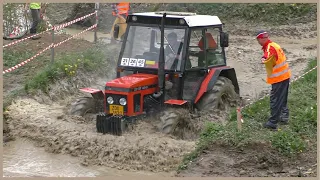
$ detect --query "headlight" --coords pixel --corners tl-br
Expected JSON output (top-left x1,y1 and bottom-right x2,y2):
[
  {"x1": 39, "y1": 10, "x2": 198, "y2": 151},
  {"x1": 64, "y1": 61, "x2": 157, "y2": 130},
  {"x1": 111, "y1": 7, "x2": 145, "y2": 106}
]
[
  {"x1": 107, "y1": 96, "x2": 114, "y2": 104},
  {"x1": 119, "y1": 98, "x2": 127, "y2": 106}
]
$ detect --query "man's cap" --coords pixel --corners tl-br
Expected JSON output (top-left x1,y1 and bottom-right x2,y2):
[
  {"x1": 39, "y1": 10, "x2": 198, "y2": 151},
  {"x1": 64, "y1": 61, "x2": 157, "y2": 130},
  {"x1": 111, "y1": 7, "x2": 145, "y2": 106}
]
[{"x1": 256, "y1": 30, "x2": 269, "y2": 39}]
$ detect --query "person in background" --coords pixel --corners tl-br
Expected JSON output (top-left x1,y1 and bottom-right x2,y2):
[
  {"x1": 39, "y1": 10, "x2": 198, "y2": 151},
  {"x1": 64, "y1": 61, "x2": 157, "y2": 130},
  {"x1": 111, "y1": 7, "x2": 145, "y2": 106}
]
[
  {"x1": 110, "y1": 2, "x2": 131, "y2": 43},
  {"x1": 24, "y1": 2, "x2": 46, "y2": 40},
  {"x1": 256, "y1": 30, "x2": 292, "y2": 131}
]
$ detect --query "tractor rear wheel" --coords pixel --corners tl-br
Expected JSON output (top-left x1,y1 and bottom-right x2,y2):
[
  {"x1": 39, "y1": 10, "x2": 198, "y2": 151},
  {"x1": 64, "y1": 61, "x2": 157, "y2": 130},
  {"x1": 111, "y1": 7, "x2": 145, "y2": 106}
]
[
  {"x1": 196, "y1": 76, "x2": 238, "y2": 111},
  {"x1": 69, "y1": 97, "x2": 96, "y2": 116}
]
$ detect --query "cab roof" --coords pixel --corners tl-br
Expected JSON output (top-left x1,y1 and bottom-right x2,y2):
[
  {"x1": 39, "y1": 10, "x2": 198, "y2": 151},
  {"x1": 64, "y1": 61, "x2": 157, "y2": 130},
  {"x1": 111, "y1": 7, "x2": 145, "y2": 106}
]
[{"x1": 130, "y1": 11, "x2": 222, "y2": 27}]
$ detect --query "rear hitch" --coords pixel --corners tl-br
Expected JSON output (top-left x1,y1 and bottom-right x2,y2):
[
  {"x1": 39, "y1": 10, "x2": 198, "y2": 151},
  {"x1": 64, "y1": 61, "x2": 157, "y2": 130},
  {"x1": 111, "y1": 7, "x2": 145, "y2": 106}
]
[{"x1": 96, "y1": 113, "x2": 126, "y2": 136}]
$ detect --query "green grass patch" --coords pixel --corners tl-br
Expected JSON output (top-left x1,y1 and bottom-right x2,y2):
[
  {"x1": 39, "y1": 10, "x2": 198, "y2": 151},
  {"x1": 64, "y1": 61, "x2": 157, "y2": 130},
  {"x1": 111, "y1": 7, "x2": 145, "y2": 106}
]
[
  {"x1": 178, "y1": 58, "x2": 317, "y2": 171},
  {"x1": 3, "y1": 48, "x2": 35, "y2": 74},
  {"x1": 24, "y1": 45, "x2": 107, "y2": 93}
]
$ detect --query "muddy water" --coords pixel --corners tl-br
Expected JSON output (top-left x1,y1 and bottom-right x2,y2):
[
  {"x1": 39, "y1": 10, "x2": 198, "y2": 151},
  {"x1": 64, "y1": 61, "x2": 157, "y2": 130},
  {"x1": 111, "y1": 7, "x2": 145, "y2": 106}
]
[
  {"x1": 4, "y1": 139, "x2": 97, "y2": 177},
  {"x1": 3, "y1": 138, "x2": 173, "y2": 177}
]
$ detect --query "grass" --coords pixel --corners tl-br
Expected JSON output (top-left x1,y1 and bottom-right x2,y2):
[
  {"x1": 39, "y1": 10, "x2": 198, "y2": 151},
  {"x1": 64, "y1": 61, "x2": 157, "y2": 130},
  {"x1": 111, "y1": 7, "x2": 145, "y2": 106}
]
[
  {"x1": 178, "y1": 58, "x2": 317, "y2": 171},
  {"x1": 24, "y1": 45, "x2": 107, "y2": 93},
  {"x1": 3, "y1": 48, "x2": 36, "y2": 74}
]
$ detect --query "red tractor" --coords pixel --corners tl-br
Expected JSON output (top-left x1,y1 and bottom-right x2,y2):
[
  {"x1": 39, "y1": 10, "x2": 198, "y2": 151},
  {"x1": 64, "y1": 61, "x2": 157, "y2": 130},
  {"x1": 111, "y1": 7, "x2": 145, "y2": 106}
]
[{"x1": 69, "y1": 11, "x2": 240, "y2": 136}]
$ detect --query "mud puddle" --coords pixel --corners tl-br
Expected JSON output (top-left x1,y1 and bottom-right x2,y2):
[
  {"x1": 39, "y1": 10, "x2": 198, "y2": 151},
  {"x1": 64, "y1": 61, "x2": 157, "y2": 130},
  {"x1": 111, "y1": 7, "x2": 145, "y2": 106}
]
[{"x1": 3, "y1": 138, "x2": 174, "y2": 177}]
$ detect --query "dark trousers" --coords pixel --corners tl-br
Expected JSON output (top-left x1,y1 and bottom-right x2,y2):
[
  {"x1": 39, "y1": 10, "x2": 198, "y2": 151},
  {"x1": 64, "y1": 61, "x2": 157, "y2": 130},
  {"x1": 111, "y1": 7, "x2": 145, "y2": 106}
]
[
  {"x1": 30, "y1": 9, "x2": 41, "y2": 34},
  {"x1": 268, "y1": 78, "x2": 290, "y2": 125}
]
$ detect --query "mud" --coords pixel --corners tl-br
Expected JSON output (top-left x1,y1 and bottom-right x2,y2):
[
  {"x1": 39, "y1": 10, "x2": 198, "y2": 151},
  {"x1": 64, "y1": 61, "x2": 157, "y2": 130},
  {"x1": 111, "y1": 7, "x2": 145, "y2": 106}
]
[
  {"x1": 5, "y1": 98, "x2": 195, "y2": 172},
  {"x1": 176, "y1": 143, "x2": 317, "y2": 177},
  {"x1": 4, "y1": 19, "x2": 317, "y2": 177}
]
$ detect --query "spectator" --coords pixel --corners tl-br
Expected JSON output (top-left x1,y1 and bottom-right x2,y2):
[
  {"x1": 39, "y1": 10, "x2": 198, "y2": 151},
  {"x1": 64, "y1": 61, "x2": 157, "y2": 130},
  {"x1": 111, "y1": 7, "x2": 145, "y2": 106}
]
[
  {"x1": 256, "y1": 30, "x2": 292, "y2": 130},
  {"x1": 24, "y1": 2, "x2": 46, "y2": 40},
  {"x1": 110, "y1": 2, "x2": 131, "y2": 43}
]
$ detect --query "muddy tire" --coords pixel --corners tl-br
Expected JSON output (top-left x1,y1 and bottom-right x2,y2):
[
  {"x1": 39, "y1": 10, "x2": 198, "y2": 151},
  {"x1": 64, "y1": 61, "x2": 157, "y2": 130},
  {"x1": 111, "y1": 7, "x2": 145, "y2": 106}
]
[
  {"x1": 159, "y1": 109, "x2": 180, "y2": 134},
  {"x1": 196, "y1": 76, "x2": 238, "y2": 111},
  {"x1": 158, "y1": 108, "x2": 194, "y2": 137},
  {"x1": 69, "y1": 97, "x2": 96, "y2": 116}
]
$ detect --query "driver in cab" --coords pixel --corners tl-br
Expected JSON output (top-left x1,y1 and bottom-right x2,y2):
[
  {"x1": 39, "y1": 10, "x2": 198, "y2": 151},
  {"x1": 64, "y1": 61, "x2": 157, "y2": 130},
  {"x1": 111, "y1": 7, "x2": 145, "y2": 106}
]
[{"x1": 164, "y1": 32, "x2": 181, "y2": 69}]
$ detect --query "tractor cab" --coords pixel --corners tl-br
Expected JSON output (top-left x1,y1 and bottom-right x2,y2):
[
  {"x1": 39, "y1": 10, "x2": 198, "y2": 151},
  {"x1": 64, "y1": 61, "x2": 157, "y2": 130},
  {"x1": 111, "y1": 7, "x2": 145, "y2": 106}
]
[
  {"x1": 116, "y1": 11, "x2": 228, "y2": 72},
  {"x1": 72, "y1": 11, "x2": 239, "y2": 136}
]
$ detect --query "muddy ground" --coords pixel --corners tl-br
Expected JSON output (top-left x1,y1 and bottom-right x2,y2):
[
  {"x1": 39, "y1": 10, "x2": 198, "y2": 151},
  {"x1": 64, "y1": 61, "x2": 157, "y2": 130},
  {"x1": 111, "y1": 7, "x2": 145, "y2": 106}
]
[
  {"x1": 3, "y1": 19, "x2": 317, "y2": 177},
  {"x1": 176, "y1": 142, "x2": 317, "y2": 177}
]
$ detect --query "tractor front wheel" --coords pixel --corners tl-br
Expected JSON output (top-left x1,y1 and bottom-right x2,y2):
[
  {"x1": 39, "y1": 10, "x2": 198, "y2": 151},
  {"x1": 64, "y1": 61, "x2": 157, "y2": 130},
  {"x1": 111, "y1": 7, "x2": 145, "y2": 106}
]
[
  {"x1": 159, "y1": 109, "x2": 179, "y2": 134},
  {"x1": 196, "y1": 76, "x2": 238, "y2": 111},
  {"x1": 69, "y1": 97, "x2": 97, "y2": 116},
  {"x1": 158, "y1": 108, "x2": 194, "y2": 137}
]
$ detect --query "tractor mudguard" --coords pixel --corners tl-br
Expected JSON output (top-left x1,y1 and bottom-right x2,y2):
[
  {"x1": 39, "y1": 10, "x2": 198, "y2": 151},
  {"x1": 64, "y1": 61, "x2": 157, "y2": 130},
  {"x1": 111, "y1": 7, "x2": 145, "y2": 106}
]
[
  {"x1": 80, "y1": 88, "x2": 105, "y2": 100},
  {"x1": 194, "y1": 66, "x2": 240, "y2": 104}
]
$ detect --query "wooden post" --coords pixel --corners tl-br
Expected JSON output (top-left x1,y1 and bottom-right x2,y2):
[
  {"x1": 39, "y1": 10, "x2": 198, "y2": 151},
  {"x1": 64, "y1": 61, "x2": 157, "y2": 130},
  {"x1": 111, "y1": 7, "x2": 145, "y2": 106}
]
[
  {"x1": 94, "y1": 2, "x2": 99, "y2": 43},
  {"x1": 51, "y1": 26, "x2": 55, "y2": 63},
  {"x1": 237, "y1": 106, "x2": 242, "y2": 131}
]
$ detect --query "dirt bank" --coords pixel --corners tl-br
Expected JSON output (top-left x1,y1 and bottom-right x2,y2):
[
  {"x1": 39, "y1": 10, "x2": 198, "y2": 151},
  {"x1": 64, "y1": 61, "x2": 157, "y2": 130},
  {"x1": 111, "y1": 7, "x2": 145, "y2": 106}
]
[
  {"x1": 4, "y1": 18, "x2": 317, "y2": 177},
  {"x1": 176, "y1": 142, "x2": 317, "y2": 177}
]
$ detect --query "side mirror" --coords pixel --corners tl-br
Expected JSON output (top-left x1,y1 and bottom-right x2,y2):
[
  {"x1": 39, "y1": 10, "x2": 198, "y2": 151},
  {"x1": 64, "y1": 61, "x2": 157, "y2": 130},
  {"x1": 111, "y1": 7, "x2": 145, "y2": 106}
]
[
  {"x1": 113, "y1": 24, "x2": 120, "y2": 39},
  {"x1": 220, "y1": 32, "x2": 229, "y2": 47}
]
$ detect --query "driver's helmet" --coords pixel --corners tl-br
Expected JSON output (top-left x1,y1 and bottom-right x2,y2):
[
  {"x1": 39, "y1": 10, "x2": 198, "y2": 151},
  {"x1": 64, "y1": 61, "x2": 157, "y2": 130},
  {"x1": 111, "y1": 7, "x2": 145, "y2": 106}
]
[{"x1": 167, "y1": 32, "x2": 178, "y2": 42}]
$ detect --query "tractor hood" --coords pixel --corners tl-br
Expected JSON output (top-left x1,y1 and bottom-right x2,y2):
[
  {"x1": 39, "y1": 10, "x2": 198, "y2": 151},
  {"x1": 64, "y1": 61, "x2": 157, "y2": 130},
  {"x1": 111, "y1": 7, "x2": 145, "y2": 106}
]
[{"x1": 105, "y1": 73, "x2": 158, "y2": 91}]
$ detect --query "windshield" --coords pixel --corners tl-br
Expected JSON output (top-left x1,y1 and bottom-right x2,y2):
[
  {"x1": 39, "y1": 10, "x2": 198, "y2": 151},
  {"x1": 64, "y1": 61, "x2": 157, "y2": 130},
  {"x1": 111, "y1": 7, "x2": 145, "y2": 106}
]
[{"x1": 119, "y1": 25, "x2": 186, "y2": 71}]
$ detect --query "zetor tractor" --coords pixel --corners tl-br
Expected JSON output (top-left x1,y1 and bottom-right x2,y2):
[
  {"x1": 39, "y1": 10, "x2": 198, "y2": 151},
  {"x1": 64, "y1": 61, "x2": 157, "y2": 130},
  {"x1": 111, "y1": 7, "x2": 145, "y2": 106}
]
[{"x1": 69, "y1": 11, "x2": 240, "y2": 136}]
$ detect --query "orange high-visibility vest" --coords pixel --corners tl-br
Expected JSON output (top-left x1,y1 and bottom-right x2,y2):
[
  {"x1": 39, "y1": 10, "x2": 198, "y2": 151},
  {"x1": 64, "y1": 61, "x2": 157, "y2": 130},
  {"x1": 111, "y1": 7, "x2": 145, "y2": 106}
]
[
  {"x1": 112, "y1": 2, "x2": 130, "y2": 16},
  {"x1": 266, "y1": 42, "x2": 291, "y2": 84}
]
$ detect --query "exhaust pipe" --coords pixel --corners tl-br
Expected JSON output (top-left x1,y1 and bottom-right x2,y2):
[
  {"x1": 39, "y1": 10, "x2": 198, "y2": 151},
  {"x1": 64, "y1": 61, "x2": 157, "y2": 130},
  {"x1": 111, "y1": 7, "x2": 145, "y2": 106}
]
[{"x1": 153, "y1": 13, "x2": 166, "y2": 105}]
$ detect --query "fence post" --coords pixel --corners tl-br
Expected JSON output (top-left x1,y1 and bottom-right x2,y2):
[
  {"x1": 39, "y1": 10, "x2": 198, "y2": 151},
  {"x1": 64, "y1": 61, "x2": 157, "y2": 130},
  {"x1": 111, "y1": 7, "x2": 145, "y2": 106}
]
[
  {"x1": 51, "y1": 26, "x2": 55, "y2": 63},
  {"x1": 94, "y1": 2, "x2": 99, "y2": 43}
]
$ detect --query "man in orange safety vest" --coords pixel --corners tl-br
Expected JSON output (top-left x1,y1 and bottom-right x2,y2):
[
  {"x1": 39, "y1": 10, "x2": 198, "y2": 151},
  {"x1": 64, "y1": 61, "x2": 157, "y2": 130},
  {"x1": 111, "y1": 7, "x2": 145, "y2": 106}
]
[
  {"x1": 110, "y1": 2, "x2": 131, "y2": 43},
  {"x1": 257, "y1": 30, "x2": 292, "y2": 130}
]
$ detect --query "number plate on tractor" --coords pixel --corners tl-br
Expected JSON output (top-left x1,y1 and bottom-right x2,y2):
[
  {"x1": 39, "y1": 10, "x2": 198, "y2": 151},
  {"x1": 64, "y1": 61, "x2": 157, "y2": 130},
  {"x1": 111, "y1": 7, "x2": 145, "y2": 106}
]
[{"x1": 109, "y1": 105, "x2": 124, "y2": 115}]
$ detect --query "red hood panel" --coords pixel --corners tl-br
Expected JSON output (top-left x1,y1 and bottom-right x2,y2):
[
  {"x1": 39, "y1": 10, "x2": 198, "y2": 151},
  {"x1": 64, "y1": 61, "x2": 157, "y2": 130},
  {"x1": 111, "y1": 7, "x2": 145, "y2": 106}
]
[{"x1": 106, "y1": 73, "x2": 158, "y2": 89}]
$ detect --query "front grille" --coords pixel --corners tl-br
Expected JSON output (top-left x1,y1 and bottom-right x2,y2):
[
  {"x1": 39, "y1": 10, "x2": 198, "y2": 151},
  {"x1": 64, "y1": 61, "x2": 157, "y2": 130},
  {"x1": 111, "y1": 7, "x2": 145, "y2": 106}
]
[
  {"x1": 183, "y1": 72, "x2": 206, "y2": 101},
  {"x1": 133, "y1": 94, "x2": 141, "y2": 113},
  {"x1": 105, "y1": 94, "x2": 128, "y2": 113}
]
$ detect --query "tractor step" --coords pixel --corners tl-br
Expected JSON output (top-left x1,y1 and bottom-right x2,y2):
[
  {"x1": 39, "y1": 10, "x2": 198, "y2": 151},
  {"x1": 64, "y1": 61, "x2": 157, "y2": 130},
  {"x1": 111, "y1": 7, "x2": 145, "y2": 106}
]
[{"x1": 96, "y1": 114, "x2": 126, "y2": 136}]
